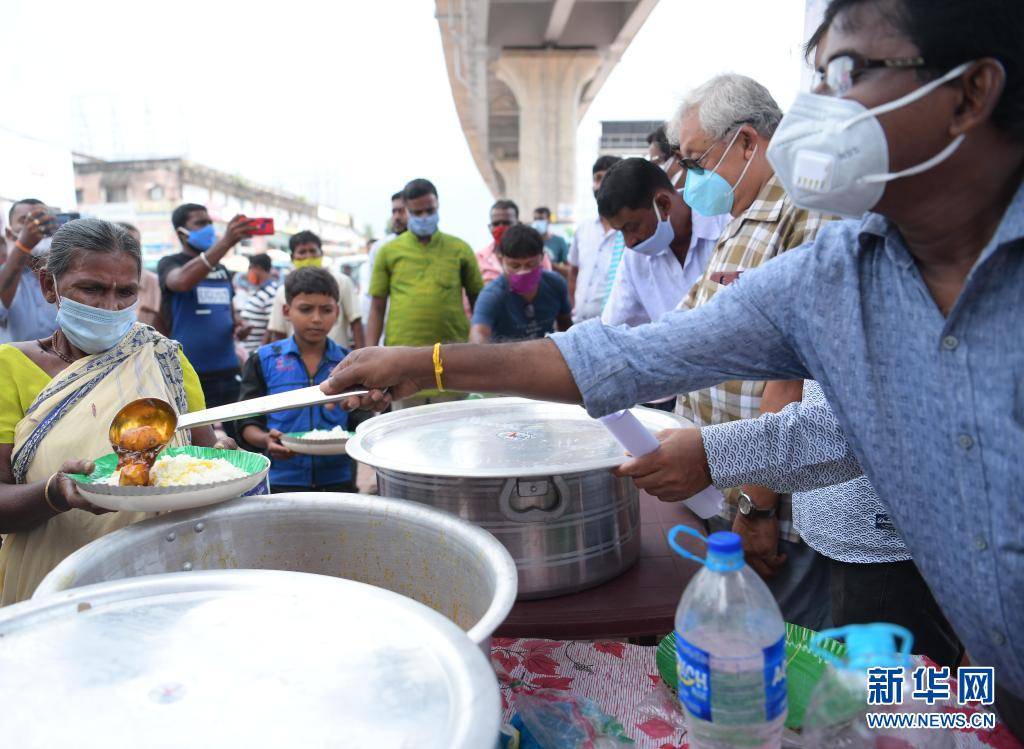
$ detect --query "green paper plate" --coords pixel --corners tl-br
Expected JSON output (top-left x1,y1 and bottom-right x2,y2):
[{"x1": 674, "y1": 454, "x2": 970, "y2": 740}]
[
  {"x1": 656, "y1": 623, "x2": 847, "y2": 730},
  {"x1": 70, "y1": 445, "x2": 268, "y2": 483}
]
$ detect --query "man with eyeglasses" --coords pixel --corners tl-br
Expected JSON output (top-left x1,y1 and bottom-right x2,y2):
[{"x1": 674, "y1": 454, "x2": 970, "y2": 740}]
[
  {"x1": 327, "y1": 0, "x2": 1024, "y2": 731},
  {"x1": 475, "y1": 199, "x2": 550, "y2": 285},
  {"x1": 665, "y1": 73, "x2": 836, "y2": 630}
]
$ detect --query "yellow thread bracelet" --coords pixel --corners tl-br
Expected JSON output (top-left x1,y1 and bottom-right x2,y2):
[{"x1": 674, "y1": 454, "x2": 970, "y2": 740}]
[{"x1": 432, "y1": 343, "x2": 445, "y2": 391}]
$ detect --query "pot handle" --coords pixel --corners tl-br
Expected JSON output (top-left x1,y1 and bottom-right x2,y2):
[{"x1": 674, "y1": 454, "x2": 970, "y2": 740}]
[{"x1": 498, "y1": 476, "x2": 570, "y2": 522}]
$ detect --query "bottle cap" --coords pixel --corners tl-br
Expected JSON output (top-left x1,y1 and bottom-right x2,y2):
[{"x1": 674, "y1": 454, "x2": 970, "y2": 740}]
[{"x1": 705, "y1": 532, "x2": 743, "y2": 572}]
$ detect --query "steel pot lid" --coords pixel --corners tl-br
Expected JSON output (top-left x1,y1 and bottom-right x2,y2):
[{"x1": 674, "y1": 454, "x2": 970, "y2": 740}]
[
  {"x1": 0, "y1": 570, "x2": 499, "y2": 749},
  {"x1": 347, "y1": 397, "x2": 688, "y2": 478}
]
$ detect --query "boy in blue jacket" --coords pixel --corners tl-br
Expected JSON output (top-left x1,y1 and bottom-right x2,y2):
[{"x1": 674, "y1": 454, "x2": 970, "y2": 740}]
[{"x1": 238, "y1": 267, "x2": 354, "y2": 492}]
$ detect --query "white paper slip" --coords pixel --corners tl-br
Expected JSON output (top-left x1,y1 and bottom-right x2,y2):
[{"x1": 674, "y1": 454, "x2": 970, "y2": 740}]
[{"x1": 599, "y1": 409, "x2": 724, "y2": 519}]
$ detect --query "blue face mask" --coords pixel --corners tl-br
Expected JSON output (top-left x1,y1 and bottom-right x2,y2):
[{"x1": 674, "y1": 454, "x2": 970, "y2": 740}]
[
  {"x1": 56, "y1": 293, "x2": 138, "y2": 354},
  {"x1": 182, "y1": 224, "x2": 216, "y2": 252},
  {"x1": 682, "y1": 129, "x2": 756, "y2": 217},
  {"x1": 408, "y1": 211, "x2": 439, "y2": 238},
  {"x1": 531, "y1": 219, "x2": 549, "y2": 235},
  {"x1": 630, "y1": 198, "x2": 675, "y2": 257}
]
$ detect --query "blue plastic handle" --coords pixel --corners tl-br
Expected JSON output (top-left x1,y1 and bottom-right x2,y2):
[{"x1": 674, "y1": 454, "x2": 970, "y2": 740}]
[
  {"x1": 810, "y1": 627, "x2": 849, "y2": 667},
  {"x1": 667, "y1": 525, "x2": 707, "y2": 565}
]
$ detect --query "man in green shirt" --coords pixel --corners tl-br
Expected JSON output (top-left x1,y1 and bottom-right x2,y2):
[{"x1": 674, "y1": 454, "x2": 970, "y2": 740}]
[{"x1": 366, "y1": 178, "x2": 483, "y2": 405}]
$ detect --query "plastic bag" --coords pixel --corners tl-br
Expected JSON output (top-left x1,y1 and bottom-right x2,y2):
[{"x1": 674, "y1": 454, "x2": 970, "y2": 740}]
[
  {"x1": 514, "y1": 689, "x2": 635, "y2": 748},
  {"x1": 635, "y1": 682, "x2": 687, "y2": 733}
]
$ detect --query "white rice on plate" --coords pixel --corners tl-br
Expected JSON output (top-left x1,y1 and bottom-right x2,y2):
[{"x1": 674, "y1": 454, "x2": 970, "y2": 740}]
[
  {"x1": 106, "y1": 455, "x2": 247, "y2": 487},
  {"x1": 297, "y1": 426, "x2": 352, "y2": 441}
]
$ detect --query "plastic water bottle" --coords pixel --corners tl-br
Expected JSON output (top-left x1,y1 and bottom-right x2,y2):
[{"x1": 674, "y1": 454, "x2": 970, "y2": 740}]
[
  {"x1": 804, "y1": 624, "x2": 953, "y2": 748},
  {"x1": 668, "y1": 526, "x2": 787, "y2": 749}
]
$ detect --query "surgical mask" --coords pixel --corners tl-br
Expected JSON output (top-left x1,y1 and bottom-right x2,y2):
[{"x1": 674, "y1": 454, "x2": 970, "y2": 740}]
[
  {"x1": 630, "y1": 199, "x2": 674, "y2": 257},
  {"x1": 766, "y1": 62, "x2": 971, "y2": 218},
  {"x1": 55, "y1": 293, "x2": 137, "y2": 354},
  {"x1": 293, "y1": 257, "x2": 323, "y2": 269},
  {"x1": 408, "y1": 211, "x2": 439, "y2": 238},
  {"x1": 682, "y1": 129, "x2": 756, "y2": 217},
  {"x1": 507, "y1": 265, "x2": 542, "y2": 295},
  {"x1": 181, "y1": 224, "x2": 216, "y2": 252},
  {"x1": 531, "y1": 220, "x2": 549, "y2": 235}
]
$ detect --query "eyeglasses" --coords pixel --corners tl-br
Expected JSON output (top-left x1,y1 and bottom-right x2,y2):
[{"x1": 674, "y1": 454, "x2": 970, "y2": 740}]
[
  {"x1": 675, "y1": 120, "x2": 751, "y2": 174},
  {"x1": 813, "y1": 53, "x2": 928, "y2": 96},
  {"x1": 676, "y1": 143, "x2": 715, "y2": 173}
]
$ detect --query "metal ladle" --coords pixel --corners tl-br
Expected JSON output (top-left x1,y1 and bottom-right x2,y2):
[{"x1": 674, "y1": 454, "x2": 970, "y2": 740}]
[{"x1": 109, "y1": 386, "x2": 374, "y2": 452}]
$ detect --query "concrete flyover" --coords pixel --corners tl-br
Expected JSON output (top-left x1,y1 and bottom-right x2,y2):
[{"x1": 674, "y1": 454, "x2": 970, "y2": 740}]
[{"x1": 436, "y1": 0, "x2": 659, "y2": 222}]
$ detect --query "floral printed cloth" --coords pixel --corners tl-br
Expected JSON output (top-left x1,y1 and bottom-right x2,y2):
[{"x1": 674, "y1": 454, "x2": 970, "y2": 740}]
[{"x1": 489, "y1": 638, "x2": 1021, "y2": 749}]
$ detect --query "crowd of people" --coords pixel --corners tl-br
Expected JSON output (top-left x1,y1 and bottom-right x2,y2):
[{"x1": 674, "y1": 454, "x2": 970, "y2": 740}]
[{"x1": 0, "y1": 0, "x2": 1020, "y2": 736}]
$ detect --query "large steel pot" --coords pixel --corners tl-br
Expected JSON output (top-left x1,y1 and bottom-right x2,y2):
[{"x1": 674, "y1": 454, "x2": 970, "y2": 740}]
[
  {"x1": 35, "y1": 493, "x2": 517, "y2": 650},
  {"x1": 347, "y1": 397, "x2": 687, "y2": 599},
  {"x1": 2, "y1": 570, "x2": 500, "y2": 748}
]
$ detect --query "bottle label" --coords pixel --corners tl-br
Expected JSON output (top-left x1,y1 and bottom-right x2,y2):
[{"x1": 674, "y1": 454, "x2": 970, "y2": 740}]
[
  {"x1": 764, "y1": 635, "x2": 787, "y2": 721},
  {"x1": 675, "y1": 632, "x2": 788, "y2": 723},
  {"x1": 676, "y1": 634, "x2": 712, "y2": 721}
]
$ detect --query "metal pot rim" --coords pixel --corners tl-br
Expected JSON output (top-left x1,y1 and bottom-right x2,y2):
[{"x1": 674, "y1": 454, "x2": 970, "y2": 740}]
[
  {"x1": 346, "y1": 397, "x2": 688, "y2": 478},
  {"x1": 34, "y1": 493, "x2": 519, "y2": 646}
]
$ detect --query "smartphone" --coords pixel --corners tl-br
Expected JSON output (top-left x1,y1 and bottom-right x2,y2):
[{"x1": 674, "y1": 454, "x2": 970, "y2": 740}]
[
  {"x1": 40, "y1": 209, "x2": 78, "y2": 236},
  {"x1": 247, "y1": 217, "x2": 275, "y2": 235},
  {"x1": 55, "y1": 212, "x2": 80, "y2": 229}
]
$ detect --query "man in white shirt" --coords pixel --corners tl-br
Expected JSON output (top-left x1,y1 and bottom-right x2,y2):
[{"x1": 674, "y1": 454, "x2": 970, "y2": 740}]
[
  {"x1": 568, "y1": 155, "x2": 622, "y2": 323},
  {"x1": 600, "y1": 158, "x2": 728, "y2": 328}
]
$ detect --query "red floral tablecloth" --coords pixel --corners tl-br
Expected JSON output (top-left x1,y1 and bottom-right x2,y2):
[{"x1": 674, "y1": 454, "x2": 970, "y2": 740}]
[{"x1": 489, "y1": 638, "x2": 1021, "y2": 749}]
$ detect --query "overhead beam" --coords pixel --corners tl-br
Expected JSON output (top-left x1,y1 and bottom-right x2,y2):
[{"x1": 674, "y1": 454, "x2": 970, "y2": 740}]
[{"x1": 544, "y1": 0, "x2": 576, "y2": 44}]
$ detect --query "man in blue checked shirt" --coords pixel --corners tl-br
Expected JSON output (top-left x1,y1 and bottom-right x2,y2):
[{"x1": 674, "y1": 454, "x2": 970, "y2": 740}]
[{"x1": 326, "y1": 0, "x2": 1024, "y2": 736}]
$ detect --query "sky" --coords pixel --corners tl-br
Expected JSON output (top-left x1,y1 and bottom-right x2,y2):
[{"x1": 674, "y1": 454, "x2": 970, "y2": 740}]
[{"x1": 0, "y1": 0, "x2": 811, "y2": 248}]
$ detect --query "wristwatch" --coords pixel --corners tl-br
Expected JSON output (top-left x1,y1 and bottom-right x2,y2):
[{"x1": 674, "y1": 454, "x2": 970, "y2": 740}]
[{"x1": 737, "y1": 491, "x2": 777, "y2": 519}]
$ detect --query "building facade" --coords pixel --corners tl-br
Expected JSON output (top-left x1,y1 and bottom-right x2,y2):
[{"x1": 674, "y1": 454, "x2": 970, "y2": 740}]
[{"x1": 74, "y1": 157, "x2": 362, "y2": 263}]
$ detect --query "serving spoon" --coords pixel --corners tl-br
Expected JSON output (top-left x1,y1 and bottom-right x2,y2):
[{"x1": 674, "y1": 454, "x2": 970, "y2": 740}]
[{"x1": 109, "y1": 386, "x2": 372, "y2": 454}]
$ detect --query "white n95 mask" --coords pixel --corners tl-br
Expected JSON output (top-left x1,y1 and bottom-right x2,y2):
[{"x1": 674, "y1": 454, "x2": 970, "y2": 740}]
[{"x1": 767, "y1": 62, "x2": 971, "y2": 218}]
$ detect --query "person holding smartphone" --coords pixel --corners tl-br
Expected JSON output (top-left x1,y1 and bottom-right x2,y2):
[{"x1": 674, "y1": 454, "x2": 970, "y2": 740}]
[{"x1": 0, "y1": 199, "x2": 59, "y2": 345}]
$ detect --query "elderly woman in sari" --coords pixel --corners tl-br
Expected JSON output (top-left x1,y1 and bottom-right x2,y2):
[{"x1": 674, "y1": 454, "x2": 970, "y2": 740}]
[{"x1": 0, "y1": 218, "x2": 232, "y2": 604}]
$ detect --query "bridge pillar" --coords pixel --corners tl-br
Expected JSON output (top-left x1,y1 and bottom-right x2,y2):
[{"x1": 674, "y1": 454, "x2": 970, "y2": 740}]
[{"x1": 495, "y1": 49, "x2": 601, "y2": 221}]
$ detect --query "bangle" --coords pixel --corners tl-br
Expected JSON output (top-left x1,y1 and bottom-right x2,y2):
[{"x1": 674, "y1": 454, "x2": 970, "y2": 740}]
[
  {"x1": 432, "y1": 342, "x2": 445, "y2": 391},
  {"x1": 15, "y1": 240, "x2": 33, "y2": 256},
  {"x1": 43, "y1": 473, "x2": 70, "y2": 514},
  {"x1": 199, "y1": 252, "x2": 214, "y2": 271}
]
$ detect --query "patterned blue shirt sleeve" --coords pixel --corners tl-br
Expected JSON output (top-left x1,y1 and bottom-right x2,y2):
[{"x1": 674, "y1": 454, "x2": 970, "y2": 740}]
[
  {"x1": 550, "y1": 251, "x2": 813, "y2": 417},
  {"x1": 700, "y1": 392, "x2": 864, "y2": 492}
]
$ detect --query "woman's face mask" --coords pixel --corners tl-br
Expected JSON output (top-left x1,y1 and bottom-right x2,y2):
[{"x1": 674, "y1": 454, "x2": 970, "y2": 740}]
[{"x1": 55, "y1": 291, "x2": 137, "y2": 354}]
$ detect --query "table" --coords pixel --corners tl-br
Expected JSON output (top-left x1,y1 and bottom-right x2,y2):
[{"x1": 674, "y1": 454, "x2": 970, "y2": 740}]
[{"x1": 490, "y1": 638, "x2": 1021, "y2": 749}]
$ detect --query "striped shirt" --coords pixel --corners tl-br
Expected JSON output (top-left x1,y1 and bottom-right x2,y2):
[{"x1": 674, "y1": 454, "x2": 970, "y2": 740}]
[
  {"x1": 674, "y1": 173, "x2": 834, "y2": 540},
  {"x1": 239, "y1": 280, "x2": 279, "y2": 355},
  {"x1": 703, "y1": 380, "x2": 912, "y2": 564}
]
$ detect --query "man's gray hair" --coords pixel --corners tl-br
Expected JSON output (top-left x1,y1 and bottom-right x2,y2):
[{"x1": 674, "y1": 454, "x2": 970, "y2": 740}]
[
  {"x1": 47, "y1": 217, "x2": 142, "y2": 280},
  {"x1": 667, "y1": 74, "x2": 783, "y2": 146}
]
